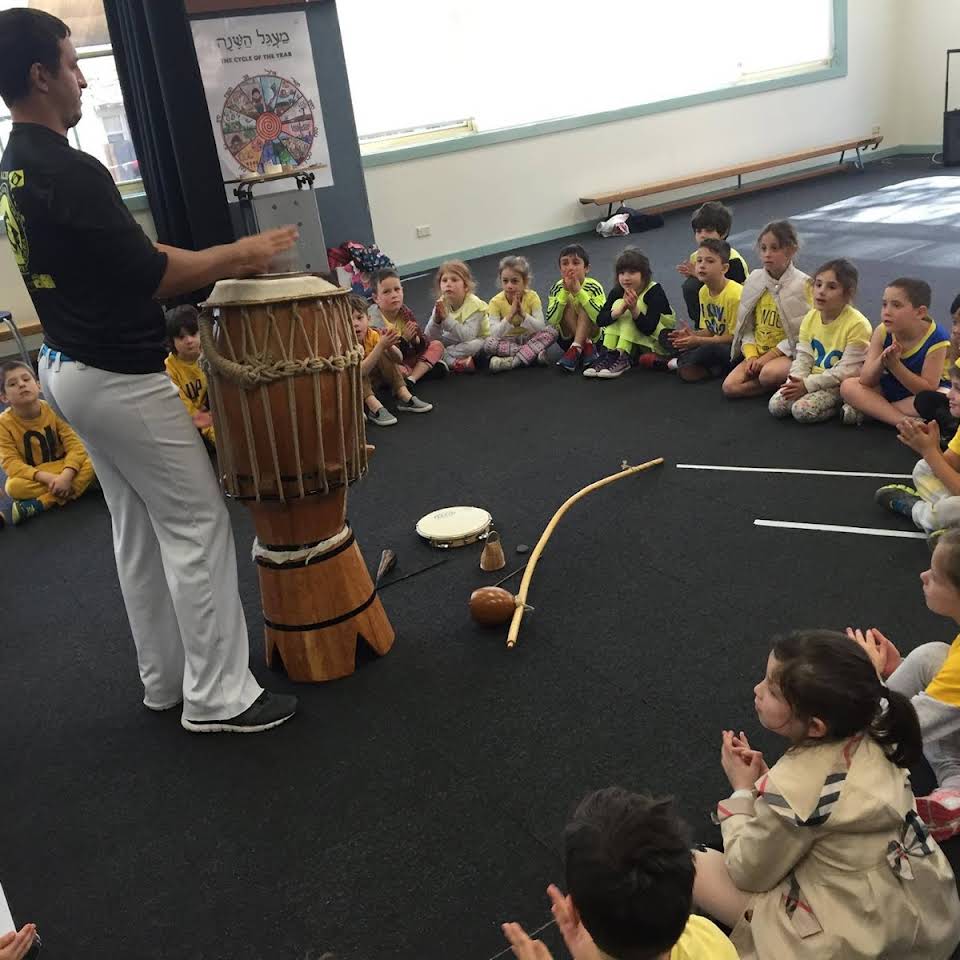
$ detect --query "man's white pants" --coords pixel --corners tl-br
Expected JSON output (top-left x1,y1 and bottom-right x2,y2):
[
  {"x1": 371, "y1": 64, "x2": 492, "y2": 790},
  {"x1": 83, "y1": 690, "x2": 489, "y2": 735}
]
[{"x1": 40, "y1": 355, "x2": 262, "y2": 721}]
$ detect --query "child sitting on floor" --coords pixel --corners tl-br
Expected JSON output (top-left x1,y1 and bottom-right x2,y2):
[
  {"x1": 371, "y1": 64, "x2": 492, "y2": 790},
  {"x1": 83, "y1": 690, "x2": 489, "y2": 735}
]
[
  {"x1": 546, "y1": 243, "x2": 606, "y2": 373},
  {"x1": 669, "y1": 239, "x2": 741, "y2": 383},
  {"x1": 724, "y1": 220, "x2": 810, "y2": 398},
  {"x1": 769, "y1": 258, "x2": 871, "y2": 423},
  {"x1": 483, "y1": 255, "x2": 556, "y2": 372},
  {"x1": 368, "y1": 268, "x2": 445, "y2": 387},
  {"x1": 591, "y1": 247, "x2": 675, "y2": 380},
  {"x1": 914, "y1": 291, "x2": 960, "y2": 436},
  {"x1": 350, "y1": 295, "x2": 432, "y2": 426},
  {"x1": 694, "y1": 629, "x2": 960, "y2": 960},
  {"x1": 876, "y1": 360, "x2": 960, "y2": 534},
  {"x1": 847, "y1": 531, "x2": 960, "y2": 842},
  {"x1": 676, "y1": 201, "x2": 749, "y2": 325},
  {"x1": 164, "y1": 305, "x2": 215, "y2": 450},
  {"x1": 502, "y1": 787, "x2": 737, "y2": 960},
  {"x1": 424, "y1": 260, "x2": 488, "y2": 374},
  {"x1": 839, "y1": 278, "x2": 949, "y2": 427},
  {"x1": 0, "y1": 360, "x2": 95, "y2": 525}
]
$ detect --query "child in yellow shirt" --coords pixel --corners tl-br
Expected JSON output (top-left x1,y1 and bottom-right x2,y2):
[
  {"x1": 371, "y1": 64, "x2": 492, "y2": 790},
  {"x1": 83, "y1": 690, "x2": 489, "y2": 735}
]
[
  {"x1": 769, "y1": 259, "x2": 871, "y2": 423},
  {"x1": 0, "y1": 360, "x2": 95, "y2": 525},
  {"x1": 349, "y1": 296, "x2": 432, "y2": 426},
  {"x1": 502, "y1": 788, "x2": 737, "y2": 960},
  {"x1": 669, "y1": 239, "x2": 742, "y2": 382},
  {"x1": 164, "y1": 306, "x2": 214, "y2": 450}
]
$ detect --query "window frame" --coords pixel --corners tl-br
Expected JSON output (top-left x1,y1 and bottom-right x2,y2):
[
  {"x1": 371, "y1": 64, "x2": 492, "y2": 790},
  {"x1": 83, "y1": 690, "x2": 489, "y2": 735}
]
[{"x1": 358, "y1": 0, "x2": 846, "y2": 169}]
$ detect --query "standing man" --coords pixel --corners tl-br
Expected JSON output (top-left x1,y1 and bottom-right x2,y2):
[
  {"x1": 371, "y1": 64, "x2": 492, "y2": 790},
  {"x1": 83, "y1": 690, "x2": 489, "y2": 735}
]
[{"x1": 0, "y1": 9, "x2": 298, "y2": 733}]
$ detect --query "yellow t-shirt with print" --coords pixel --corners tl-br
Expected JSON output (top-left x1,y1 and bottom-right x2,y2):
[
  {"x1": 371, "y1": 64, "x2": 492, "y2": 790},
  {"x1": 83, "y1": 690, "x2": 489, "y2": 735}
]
[
  {"x1": 743, "y1": 290, "x2": 786, "y2": 358},
  {"x1": 698, "y1": 280, "x2": 742, "y2": 336},
  {"x1": 798, "y1": 304, "x2": 872, "y2": 375},
  {"x1": 926, "y1": 633, "x2": 960, "y2": 707},
  {"x1": 165, "y1": 352, "x2": 214, "y2": 444},
  {"x1": 670, "y1": 915, "x2": 738, "y2": 959}
]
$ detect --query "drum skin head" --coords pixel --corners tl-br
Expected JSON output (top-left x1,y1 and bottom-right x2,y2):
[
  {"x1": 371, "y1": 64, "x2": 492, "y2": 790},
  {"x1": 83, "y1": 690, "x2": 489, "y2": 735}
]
[
  {"x1": 205, "y1": 273, "x2": 340, "y2": 306},
  {"x1": 416, "y1": 506, "x2": 492, "y2": 548}
]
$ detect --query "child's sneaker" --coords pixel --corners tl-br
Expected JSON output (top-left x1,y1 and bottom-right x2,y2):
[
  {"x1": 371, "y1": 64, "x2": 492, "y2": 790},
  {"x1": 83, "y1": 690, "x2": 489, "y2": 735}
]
[
  {"x1": 489, "y1": 357, "x2": 513, "y2": 374},
  {"x1": 636, "y1": 352, "x2": 668, "y2": 371},
  {"x1": 582, "y1": 350, "x2": 609, "y2": 378},
  {"x1": 580, "y1": 340, "x2": 597, "y2": 368},
  {"x1": 365, "y1": 406, "x2": 398, "y2": 427},
  {"x1": 598, "y1": 354, "x2": 631, "y2": 379},
  {"x1": 536, "y1": 352, "x2": 549, "y2": 366},
  {"x1": 557, "y1": 344, "x2": 581, "y2": 372},
  {"x1": 915, "y1": 789, "x2": 960, "y2": 842},
  {"x1": 451, "y1": 357, "x2": 475, "y2": 374},
  {"x1": 875, "y1": 484, "x2": 921, "y2": 519},
  {"x1": 11, "y1": 498, "x2": 44, "y2": 526},
  {"x1": 666, "y1": 357, "x2": 680, "y2": 373},
  {"x1": 396, "y1": 395, "x2": 432, "y2": 414},
  {"x1": 842, "y1": 403, "x2": 865, "y2": 426}
]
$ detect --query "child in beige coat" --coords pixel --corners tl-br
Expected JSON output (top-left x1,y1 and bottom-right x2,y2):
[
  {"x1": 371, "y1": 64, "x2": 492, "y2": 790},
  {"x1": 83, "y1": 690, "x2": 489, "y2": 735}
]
[{"x1": 694, "y1": 630, "x2": 960, "y2": 960}]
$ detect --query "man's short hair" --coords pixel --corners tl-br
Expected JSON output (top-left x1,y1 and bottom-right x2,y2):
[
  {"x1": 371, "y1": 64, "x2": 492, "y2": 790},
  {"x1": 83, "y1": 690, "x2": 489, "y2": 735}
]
[
  {"x1": 0, "y1": 359, "x2": 36, "y2": 390},
  {"x1": 565, "y1": 788, "x2": 694, "y2": 960},
  {"x1": 697, "y1": 238, "x2": 731, "y2": 263},
  {"x1": 165, "y1": 304, "x2": 200, "y2": 343},
  {"x1": 0, "y1": 9, "x2": 70, "y2": 107}
]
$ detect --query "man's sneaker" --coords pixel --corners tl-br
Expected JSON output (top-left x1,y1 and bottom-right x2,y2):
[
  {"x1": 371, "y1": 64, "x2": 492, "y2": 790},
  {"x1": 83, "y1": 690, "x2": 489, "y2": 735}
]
[
  {"x1": 557, "y1": 344, "x2": 581, "y2": 372},
  {"x1": 181, "y1": 690, "x2": 298, "y2": 734},
  {"x1": 580, "y1": 339, "x2": 597, "y2": 368},
  {"x1": 489, "y1": 356, "x2": 513, "y2": 374},
  {"x1": 11, "y1": 498, "x2": 44, "y2": 526},
  {"x1": 875, "y1": 484, "x2": 921, "y2": 519},
  {"x1": 396, "y1": 395, "x2": 432, "y2": 414},
  {"x1": 915, "y1": 789, "x2": 960, "y2": 842},
  {"x1": 598, "y1": 354, "x2": 631, "y2": 379},
  {"x1": 365, "y1": 406, "x2": 398, "y2": 427},
  {"x1": 636, "y1": 352, "x2": 668, "y2": 371},
  {"x1": 842, "y1": 403, "x2": 865, "y2": 426},
  {"x1": 452, "y1": 357, "x2": 476, "y2": 374}
]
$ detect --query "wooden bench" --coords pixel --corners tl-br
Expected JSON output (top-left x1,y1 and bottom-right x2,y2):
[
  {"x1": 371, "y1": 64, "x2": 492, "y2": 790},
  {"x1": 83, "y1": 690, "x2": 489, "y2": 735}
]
[
  {"x1": 0, "y1": 311, "x2": 41, "y2": 365},
  {"x1": 580, "y1": 135, "x2": 883, "y2": 216}
]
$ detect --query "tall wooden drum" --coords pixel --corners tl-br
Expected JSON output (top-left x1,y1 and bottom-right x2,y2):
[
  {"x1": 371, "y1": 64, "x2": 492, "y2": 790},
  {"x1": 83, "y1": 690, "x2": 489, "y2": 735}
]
[{"x1": 199, "y1": 274, "x2": 394, "y2": 681}]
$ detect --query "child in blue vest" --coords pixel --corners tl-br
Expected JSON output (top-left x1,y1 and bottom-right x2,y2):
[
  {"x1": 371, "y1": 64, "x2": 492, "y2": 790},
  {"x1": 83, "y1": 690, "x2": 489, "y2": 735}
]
[{"x1": 839, "y1": 278, "x2": 950, "y2": 427}]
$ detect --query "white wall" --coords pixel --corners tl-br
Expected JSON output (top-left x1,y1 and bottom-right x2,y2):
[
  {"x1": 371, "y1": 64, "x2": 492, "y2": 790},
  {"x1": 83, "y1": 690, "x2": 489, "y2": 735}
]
[
  {"x1": 1, "y1": 207, "x2": 156, "y2": 357},
  {"x1": 364, "y1": 0, "x2": 900, "y2": 269},
  {"x1": 892, "y1": 0, "x2": 960, "y2": 147}
]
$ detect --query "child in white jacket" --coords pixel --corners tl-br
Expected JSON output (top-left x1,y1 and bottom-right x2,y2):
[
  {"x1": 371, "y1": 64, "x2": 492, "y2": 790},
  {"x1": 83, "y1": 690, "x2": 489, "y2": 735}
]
[
  {"x1": 724, "y1": 220, "x2": 811, "y2": 399},
  {"x1": 425, "y1": 260, "x2": 488, "y2": 374}
]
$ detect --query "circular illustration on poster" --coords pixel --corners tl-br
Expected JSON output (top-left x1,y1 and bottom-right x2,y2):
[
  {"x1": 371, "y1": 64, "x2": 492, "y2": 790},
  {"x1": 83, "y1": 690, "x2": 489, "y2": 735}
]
[{"x1": 217, "y1": 72, "x2": 316, "y2": 174}]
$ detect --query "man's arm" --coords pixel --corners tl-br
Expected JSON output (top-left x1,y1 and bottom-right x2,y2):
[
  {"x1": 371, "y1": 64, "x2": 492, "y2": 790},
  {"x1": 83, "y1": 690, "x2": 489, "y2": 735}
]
[{"x1": 153, "y1": 226, "x2": 298, "y2": 299}]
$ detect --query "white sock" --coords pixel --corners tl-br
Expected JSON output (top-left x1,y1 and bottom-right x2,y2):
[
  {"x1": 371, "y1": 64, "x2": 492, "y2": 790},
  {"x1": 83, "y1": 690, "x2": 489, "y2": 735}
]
[{"x1": 667, "y1": 358, "x2": 679, "y2": 372}]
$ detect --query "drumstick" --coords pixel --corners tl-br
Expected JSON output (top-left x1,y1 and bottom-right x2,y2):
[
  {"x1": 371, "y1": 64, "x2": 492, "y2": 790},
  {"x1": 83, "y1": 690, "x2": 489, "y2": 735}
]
[
  {"x1": 506, "y1": 458, "x2": 664, "y2": 649},
  {"x1": 377, "y1": 556, "x2": 449, "y2": 591}
]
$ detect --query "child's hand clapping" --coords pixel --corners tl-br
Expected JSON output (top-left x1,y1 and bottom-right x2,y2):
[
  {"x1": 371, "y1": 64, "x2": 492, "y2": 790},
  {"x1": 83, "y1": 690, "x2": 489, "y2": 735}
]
[
  {"x1": 669, "y1": 328, "x2": 697, "y2": 351},
  {"x1": 743, "y1": 357, "x2": 763, "y2": 379},
  {"x1": 434, "y1": 297, "x2": 447, "y2": 322},
  {"x1": 622, "y1": 286, "x2": 638, "y2": 312},
  {"x1": 192, "y1": 411, "x2": 213, "y2": 430},
  {"x1": 403, "y1": 319, "x2": 419, "y2": 341},
  {"x1": 721, "y1": 729, "x2": 767, "y2": 791},
  {"x1": 563, "y1": 272, "x2": 581, "y2": 296},
  {"x1": 881, "y1": 341, "x2": 903, "y2": 368},
  {"x1": 779, "y1": 375, "x2": 807, "y2": 402},
  {"x1": 676, "y1": 260, "x2": 694, "y2": 277},
  {"x1": 845, "y1": 626, "x2": 902, "y2": 679},
  {"x1": 897, "y1": 416, "x2": 940, "y2": 457}
]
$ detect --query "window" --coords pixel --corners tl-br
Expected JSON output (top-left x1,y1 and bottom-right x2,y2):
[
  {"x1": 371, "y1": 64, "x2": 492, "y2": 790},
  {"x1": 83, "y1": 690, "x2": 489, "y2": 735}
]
[
  {"x1": 0, "y1": 0, "x2": 141, "y2": 190},
  {"x1": 339, "y1": 0, "x2": 835, "y2": 154}
]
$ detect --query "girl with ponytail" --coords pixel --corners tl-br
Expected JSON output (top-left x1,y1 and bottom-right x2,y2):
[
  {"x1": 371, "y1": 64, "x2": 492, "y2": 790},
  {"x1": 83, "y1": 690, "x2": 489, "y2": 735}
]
[{"x1": 693, "y1": 629, "x2": 960, "y2": 960}]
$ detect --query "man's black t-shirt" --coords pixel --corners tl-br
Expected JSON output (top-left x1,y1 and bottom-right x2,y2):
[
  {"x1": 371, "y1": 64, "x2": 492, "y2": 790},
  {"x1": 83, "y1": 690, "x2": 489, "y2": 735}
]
[{"x1": 0, "y1": 122, "x2": 169, "y2": 373}]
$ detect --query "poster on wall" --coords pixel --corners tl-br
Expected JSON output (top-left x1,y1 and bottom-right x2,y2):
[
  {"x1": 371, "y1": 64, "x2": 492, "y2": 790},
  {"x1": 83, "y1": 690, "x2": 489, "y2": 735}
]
[{"x1": 190, "y1": 10, "x2": 334, "y2": 199}]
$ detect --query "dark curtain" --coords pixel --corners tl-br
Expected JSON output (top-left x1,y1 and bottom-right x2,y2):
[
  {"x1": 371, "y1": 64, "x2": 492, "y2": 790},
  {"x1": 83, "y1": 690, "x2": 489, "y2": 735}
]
[{"x1": 103, "y1": 0, "x2": 234, "y2": 252}]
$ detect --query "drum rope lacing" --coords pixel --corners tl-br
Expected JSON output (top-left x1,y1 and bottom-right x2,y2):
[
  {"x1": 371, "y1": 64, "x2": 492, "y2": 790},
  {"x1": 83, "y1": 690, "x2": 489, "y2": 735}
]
[{"x1": 199, "y1": 298, "x2": 367, "y2": 502}]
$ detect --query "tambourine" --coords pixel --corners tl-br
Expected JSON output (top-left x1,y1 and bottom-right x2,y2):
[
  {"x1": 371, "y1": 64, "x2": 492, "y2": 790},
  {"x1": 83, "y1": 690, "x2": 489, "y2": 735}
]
[{"x1": 415, "y1": 506, "x2": 492, "y2": 548}]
